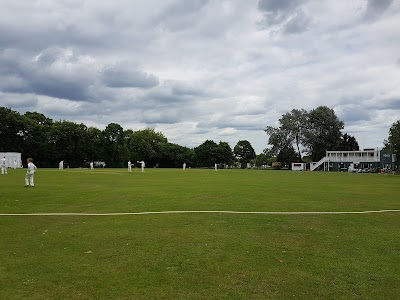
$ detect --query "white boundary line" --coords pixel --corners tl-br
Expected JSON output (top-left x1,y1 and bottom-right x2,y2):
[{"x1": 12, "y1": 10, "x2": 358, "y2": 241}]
[{"x1": 0, "y1": 209, "x2": 399, "y2": 216}]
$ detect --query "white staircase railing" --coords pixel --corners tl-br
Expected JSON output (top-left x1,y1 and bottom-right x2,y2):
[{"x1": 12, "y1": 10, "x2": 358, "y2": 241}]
[{"x1": 310, "y1": 156, "x2": 327, "y2": 171}]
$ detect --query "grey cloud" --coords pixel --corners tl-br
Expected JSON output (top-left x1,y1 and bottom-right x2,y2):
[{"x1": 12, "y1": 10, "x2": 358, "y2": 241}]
[
  {"x1": 169, "y1": 81, "x2": 203, "y2": 97},
  {"x1": 141, "y1": 81, "x2": 204, "y2": 108},
  {"x1": 30, "y1": 77, "x2": 92, "y2": 102},
  {"x1": 0, "y1": 22, "x2": 110, "y2": 55},
  {"x1": 101, "y1": 66, "x2": 159, "y2": 89},
  {"x1": 363, "y1": 0, "x2": 393, "y2": 21},
  {"x1": 35, "y1": 48, "x2": 63, "y2": 65},
  {"x1": 162, "y1": 0, "x2": 210, "y2": 16},
  {"x1": 0, "y1": 48, "x2": 97, "y2": 101},
  {"x1": 336, "y1": 104, "x2": 372, "y2": 123},
  {"x1": 1, "y1": 48, "x2": 159, "y2": 102},
  {"x1": 258, "y1": 0, "x2": 303, "y2": 14},
  {"x1": 0, "y1": 93, "x2": 38, "y2": 109},
  {"x1": 139, "y1": 110, "x2": 182, "y2": 124},
  {"x1": 0, "y1": 75, "x2": 30, "y2": 93},
  {"x1": 369, "y1": 98, "x2": 400, "y2": 110},
  {"x1": 257, "y1": 0, "x2": 311, "y2": 34},
  {"x1": 153, "y1": 0, "x2": 210, "y2": 31},
  {"x1": 197, "y1": 117, "x2": 264, "y2": 131},
  {"x1": 283, "y1": 9, "x2": 312, "y2": 34}
]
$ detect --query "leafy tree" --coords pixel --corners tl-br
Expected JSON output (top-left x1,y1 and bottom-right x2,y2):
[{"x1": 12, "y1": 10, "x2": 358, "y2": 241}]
[
  {"x1": 277, "y1": 145, "x2": 300, "y2": 167},
  {"x1": 266, "y1": 106, "x2": 352, "y2": 162},
  {"x1": 339, "y1": 133, "x2": 359, "y2": 151},
  {"x1": 126, "y1": 128, "x2": 168, "y2": 167},
  {"x1": 86, "y1": 127, "x2": 104, "y2": 162},
  {"x1": 384, "y1": 120, "x2": 400, "y2": 156},
  {"x1": 265, "y1": 109, "x2": 308, "y2": 159},
  {"x1": 48, "y1": 121, "x2": 89, "y2": 167},
  {"x1": 103, "y1": 123, "x2": 125, "y2": 144},
  {"x1": 194, "y1": 140, "x2": 219, "y2": 167},
  {"x1": 233, "y1": 140, "x2": 256, "y2": 168},
  {"x1": 22, "y1": 112, "x2": 54, "y2": 167},
  {"x1": 0, "y1": 107, "x2": 25, "y2": 152},
  {"x1": 216, "y1": 141, "x2": 234, "y2": 167},
  {"x1": 102, "y1": 123, "x2": 127, "y2": 167},
  {"x1": 159, "y1": 143, "x2": 194, "y2": 168},
  {"x1": 254, "y1": 153, "x2": 268, "y2": 167},
  {"x1": 303, "y1": 106, "x2": 344, "y2": 161}
]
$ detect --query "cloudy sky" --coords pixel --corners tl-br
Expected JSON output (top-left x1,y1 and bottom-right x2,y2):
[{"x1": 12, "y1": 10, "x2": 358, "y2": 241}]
[{"x1": 1, "y1": 0, "x2": 399, "y2": 153}]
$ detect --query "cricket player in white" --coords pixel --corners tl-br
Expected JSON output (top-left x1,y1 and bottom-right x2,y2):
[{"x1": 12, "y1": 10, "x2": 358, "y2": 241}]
[
  {"x1": 138, "y1": 161, "x2": 145, "y2": 172},
  {"x1": 59, "y1": 160, "x2": 64, "y2": 170},
  {"x1": 128, "y1": 160, "x2": 132, "y2": 172},
  {"x1": 90, "y1": 161, "x2": 94, "y2": 169},
  {"x1": 1, "y1": 156, "x2": 7, "y2": 174},
  {"x1": 25, "y1": 158, "x2": 37, "y2": 187}
]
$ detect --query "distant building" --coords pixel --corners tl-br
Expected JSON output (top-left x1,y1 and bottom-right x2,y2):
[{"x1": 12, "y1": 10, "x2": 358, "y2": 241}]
[
  {"x1": 0, "y1": 152, "x2": 22, "y2": 168},
  {"x1": 310, "y1": 149, "x2": 397, "y2": 171},
  {"x1": 291, "y1": 162, "x2": 307, "y2": 171}
]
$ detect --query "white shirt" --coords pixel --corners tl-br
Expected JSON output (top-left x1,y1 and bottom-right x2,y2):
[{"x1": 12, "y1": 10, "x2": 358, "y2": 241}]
[
  {"x1": 1, "y1": 158, "x2": 6, "y2": 166},
  {"x1": 27, "y1": 162, "x2": 37, "y2": 174}
]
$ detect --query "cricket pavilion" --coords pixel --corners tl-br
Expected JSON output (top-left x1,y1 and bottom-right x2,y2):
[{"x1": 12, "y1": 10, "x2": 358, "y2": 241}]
[{"x1": 292, "y1": 149, "x2": 398, "y2": 172}]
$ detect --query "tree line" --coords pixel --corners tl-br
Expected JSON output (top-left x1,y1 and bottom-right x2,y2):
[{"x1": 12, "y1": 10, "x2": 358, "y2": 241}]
[
  {"x1": 1, "y1": 106, "x2": 398, "y2": 169},
  {"x1": 0, "y1": 107, "x2": 256, "y2": 168}
]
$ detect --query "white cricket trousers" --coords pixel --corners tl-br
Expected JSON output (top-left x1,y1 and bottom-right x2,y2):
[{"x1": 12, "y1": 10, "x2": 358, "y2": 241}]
[{"x1": 25, "y1": 173, "x2": 35, "y2": 186}]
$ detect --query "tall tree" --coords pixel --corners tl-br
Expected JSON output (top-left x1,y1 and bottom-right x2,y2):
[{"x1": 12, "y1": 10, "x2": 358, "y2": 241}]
[
  {"x1": 384, "y1": 120, "x2": 400, "y2": 155},
  {"x1": 126, "y1": 128, "x2": 168, "y2": 167},
  {"x1": 303, "y1": 106, "x2": 344, "y2": 161},
  {"x1": 159, "y1": 143, "x2": 194, "y2": 168},
  {"x1": 216, "y1": 141, "x2": 234, "y2": 167},
  {"x1": 48, "y1": 121, "x2": 89, "y2": 167},
  {"x1": 0, "y1": 107, "x2": 25, "y2": 152},
  {"x1": 339, "y1": 133, "x2": 359, "y2": 151},
  {"x1": 233, "y1": 140, "x2": 256, "y2": 168},
  {"x1": 277, "y1": 145, "x2": 300, "y2": 167},
  {"x1": 22, "y1": 112, "x2": 54, "y2": 167},
  {"x1": 102, "y1": 123, "x2": 127, "y2": 167},
  {"x1": 254, "y1": 153, "x2": 269, "y2": 167},
  {"x1": 194, "y1": 140, "x2": 219, "y2": 167},
  {"x1": 265, "y1": 109, "x2": 308, "y2": 159},
  {"x1": 86, "y1": 127, "x2": 104, "y2": 162}
]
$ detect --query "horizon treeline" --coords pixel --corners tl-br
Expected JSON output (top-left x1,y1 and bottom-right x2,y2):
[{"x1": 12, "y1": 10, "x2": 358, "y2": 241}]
[
  {"x1": 1, "y1": 106, "x2": 398, "y2": 168},
  {"x1": 0, "y1": 106, "x2": 249, "y2": 168}
]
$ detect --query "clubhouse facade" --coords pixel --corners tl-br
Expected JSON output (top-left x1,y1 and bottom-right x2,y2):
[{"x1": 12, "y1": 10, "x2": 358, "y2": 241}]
[
  {"x1": 312, "y1": 149, "x2": 397, "y2": 171},
  {"x1": 292, "y1": 149, "x2": 398, "y2": 172}
]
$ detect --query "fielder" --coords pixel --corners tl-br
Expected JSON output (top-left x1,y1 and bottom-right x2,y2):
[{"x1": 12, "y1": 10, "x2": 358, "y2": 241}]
[
  {"x1": 25, "y1": 158, "x2": 37, "y2": 187},
  {"x1": 137, "y1": 161, "x2": 145, "y2": 172},
  {"x1": 1, "y1": 156, "x2": 7, "y2": 174}
]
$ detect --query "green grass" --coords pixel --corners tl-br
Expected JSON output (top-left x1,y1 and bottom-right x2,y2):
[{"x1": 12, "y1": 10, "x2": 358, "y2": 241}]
[{"x1": 1, "y1": 168, "x2": 399, "y2": 299}]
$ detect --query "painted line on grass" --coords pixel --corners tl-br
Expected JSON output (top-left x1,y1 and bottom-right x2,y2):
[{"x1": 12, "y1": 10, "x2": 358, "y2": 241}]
[{"x1": 0, "y1": 209, "x2": 400, "y2": 216}]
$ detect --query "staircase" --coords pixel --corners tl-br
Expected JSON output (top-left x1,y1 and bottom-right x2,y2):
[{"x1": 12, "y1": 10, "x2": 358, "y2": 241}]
[{"x1": 311, "y1": 156, "x2": 327, "y2": 171}]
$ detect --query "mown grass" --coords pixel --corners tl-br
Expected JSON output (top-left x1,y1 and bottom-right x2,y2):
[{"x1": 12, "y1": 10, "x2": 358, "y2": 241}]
[{"x1": 0, "y1": 168, "x2": 399, "y2": 299}]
